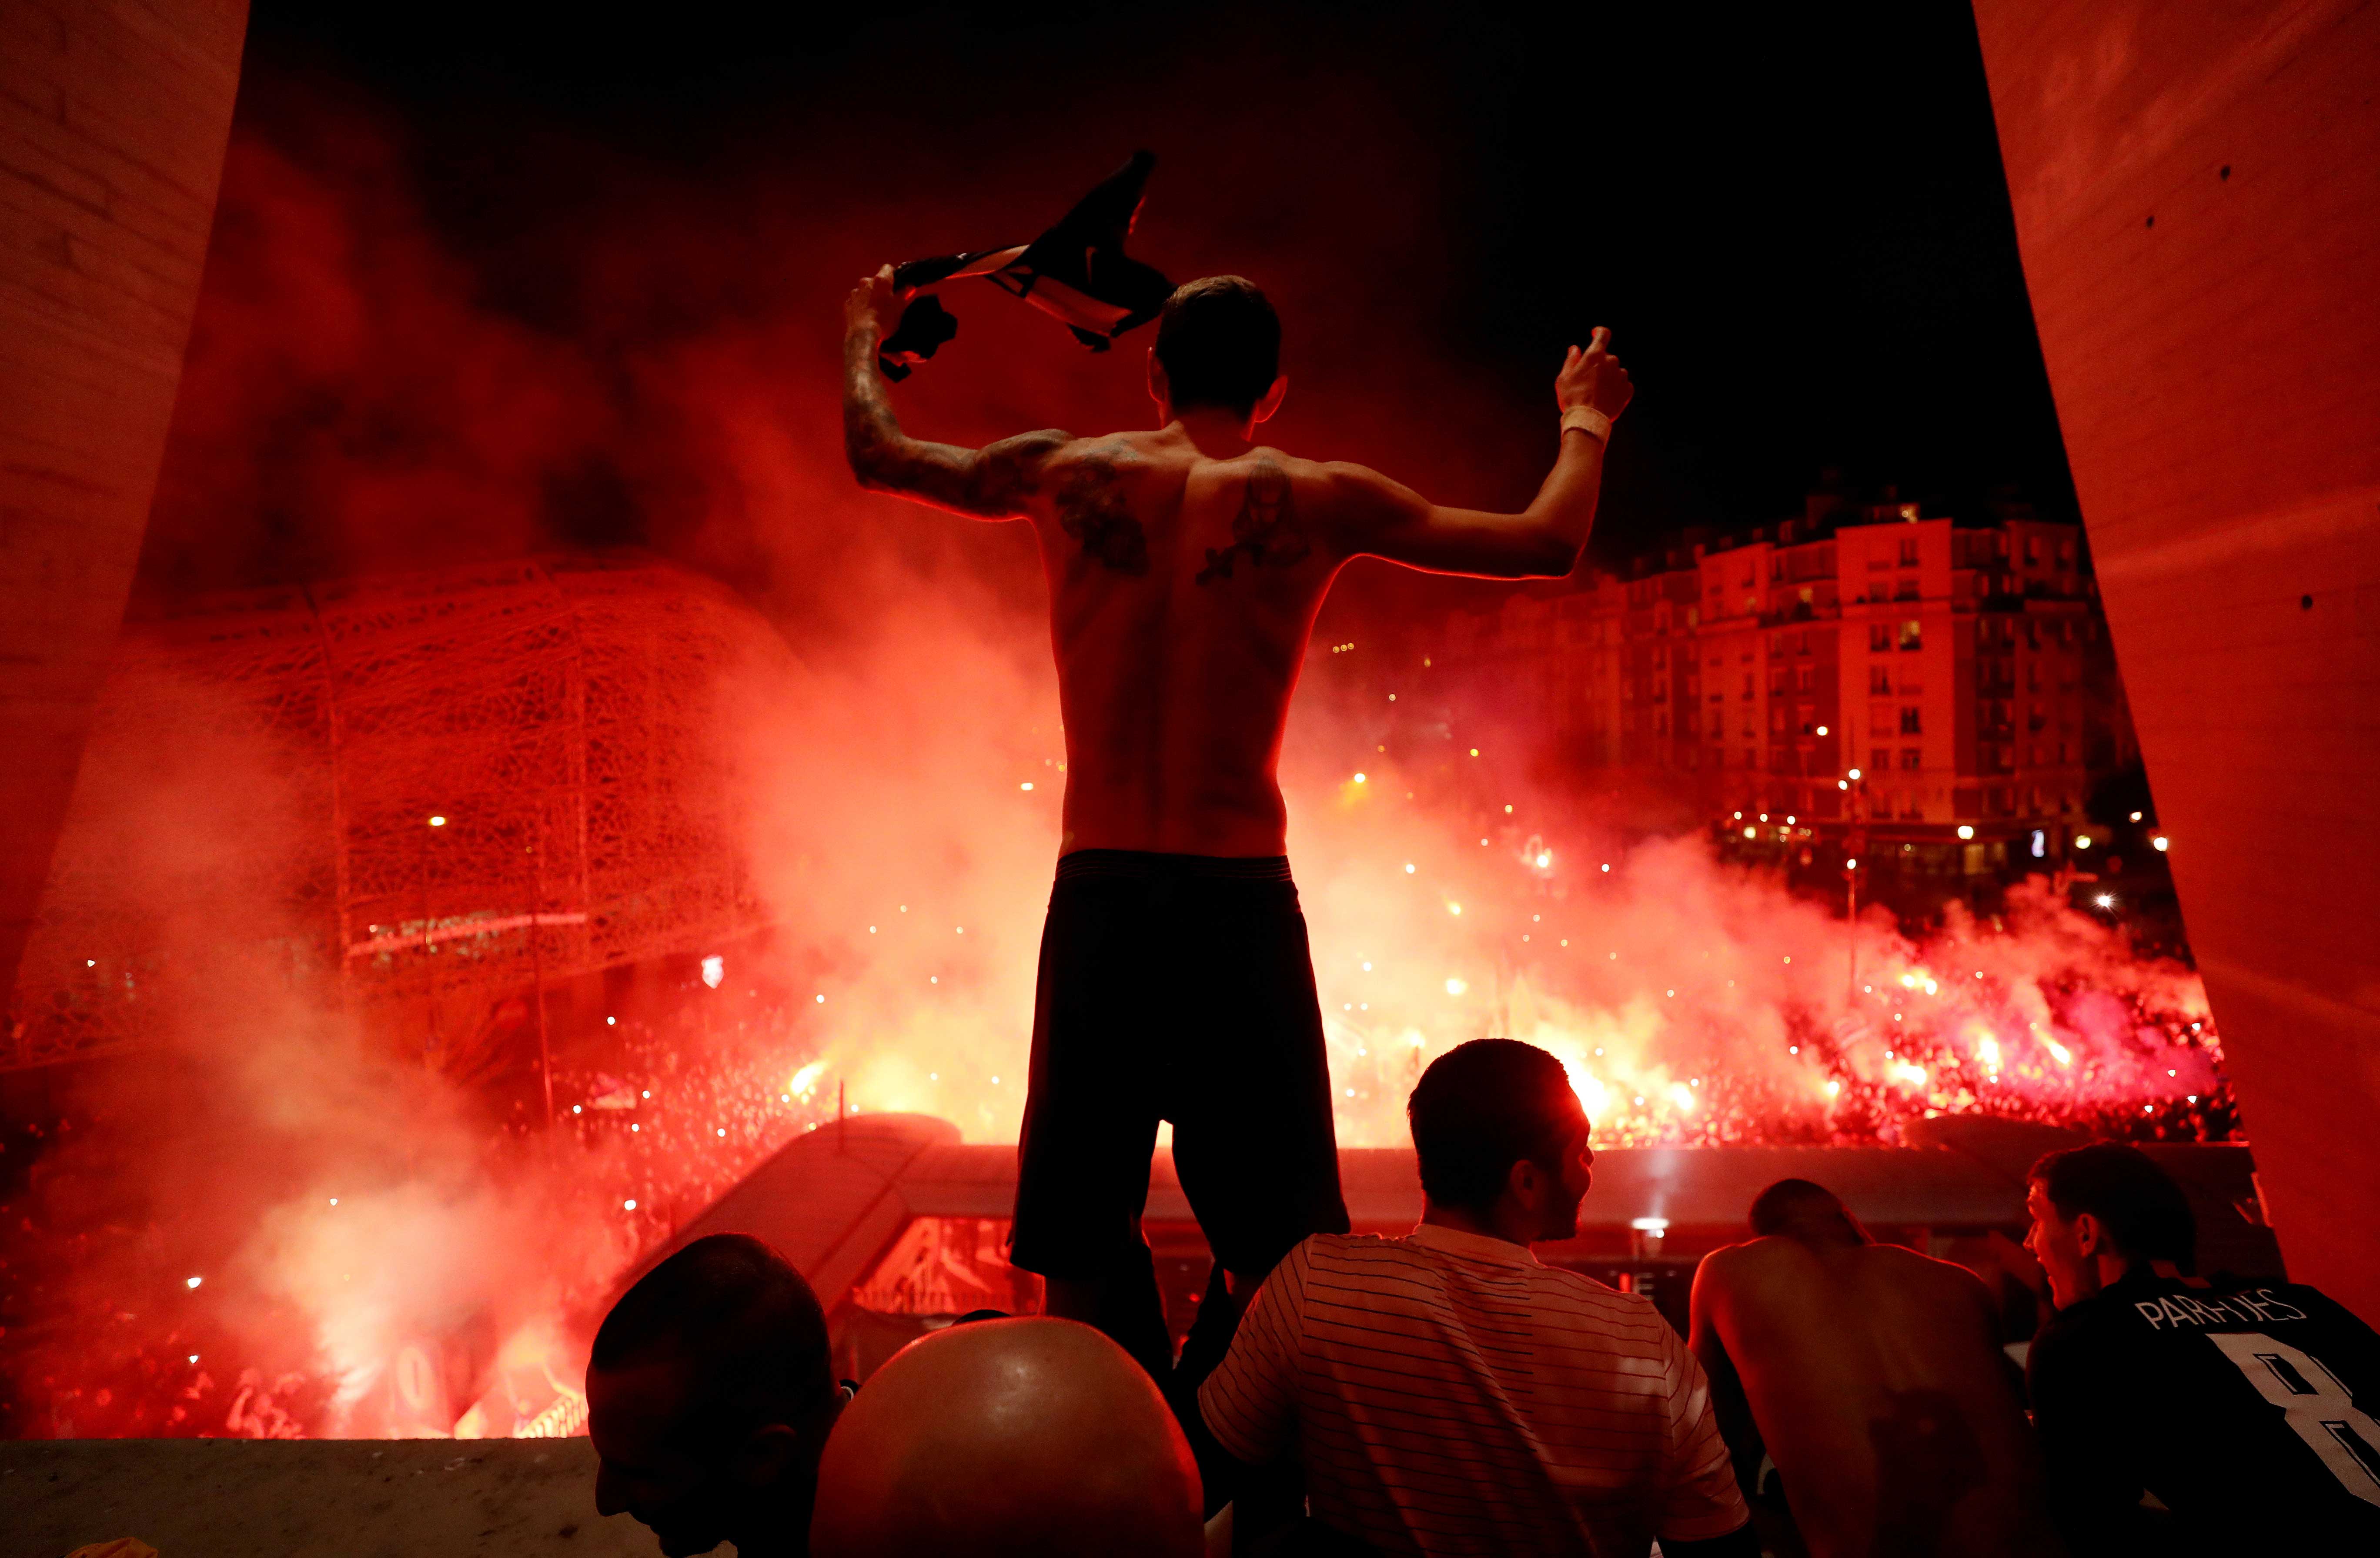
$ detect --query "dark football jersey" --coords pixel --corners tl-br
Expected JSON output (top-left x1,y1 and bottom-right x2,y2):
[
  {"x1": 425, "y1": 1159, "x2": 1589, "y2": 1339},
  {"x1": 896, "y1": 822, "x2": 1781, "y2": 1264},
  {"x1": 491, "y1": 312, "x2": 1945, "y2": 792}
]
[{"x1": 2028, "y1": 1269, "x2": 2380, "y2": 1553}]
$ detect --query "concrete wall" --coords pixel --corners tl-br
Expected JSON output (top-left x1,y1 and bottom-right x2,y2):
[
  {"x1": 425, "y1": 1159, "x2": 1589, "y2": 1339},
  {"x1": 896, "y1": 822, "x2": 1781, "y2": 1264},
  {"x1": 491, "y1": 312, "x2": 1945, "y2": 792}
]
[
  {"x1": 1972, "y1": 0, "x2": 2380, "y2": 1317},
  {"x1": 0, "y1": 1437, "x2": 648, "y2": 1558},
  {"x1": 0, "y1": 0, "x2": 247, "y2": 1002}
]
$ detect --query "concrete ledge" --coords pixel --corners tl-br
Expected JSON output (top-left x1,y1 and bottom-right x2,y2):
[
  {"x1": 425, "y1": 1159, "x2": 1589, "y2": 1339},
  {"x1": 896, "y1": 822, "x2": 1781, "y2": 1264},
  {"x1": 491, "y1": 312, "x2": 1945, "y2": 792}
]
[{"x1": 0, "y1": 1438, "x2": 654, "y2": 1558}]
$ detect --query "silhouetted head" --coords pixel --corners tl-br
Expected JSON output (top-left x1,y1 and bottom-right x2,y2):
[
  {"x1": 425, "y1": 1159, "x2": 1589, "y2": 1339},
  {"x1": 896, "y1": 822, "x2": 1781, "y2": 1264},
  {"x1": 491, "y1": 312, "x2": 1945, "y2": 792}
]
[
  {"x1": 2025, "y1": 1143, "x2": 2196, "y2": 1308},
  {"x1": 810, "y1": 1317, "x2": 1202, "y2": 1558},
  {"x1": 1150, "y1": 276, "x2": 1286, "y2": 426},
  {"x1": 1408, "y1": 1038, "x2": 1594, "y2": 1242},
  {"x1": 1748, "y1": 1177, "x2": 1872, "y2": 1245},
  {"x1": 587, "y1": 1234, "x2": 842, "y2": 1558}
]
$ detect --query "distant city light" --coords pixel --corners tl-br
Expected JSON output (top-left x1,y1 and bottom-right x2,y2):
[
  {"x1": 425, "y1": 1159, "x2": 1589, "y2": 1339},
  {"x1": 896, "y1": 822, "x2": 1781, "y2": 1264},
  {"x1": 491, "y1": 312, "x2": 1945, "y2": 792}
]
[
  {"x1": 2031, "y1": 829, "x2": 2047, "y2": 859},
  {"x1": 2130, "y1": 810, "x2": 2143, "y2": 822},
  {"x1": 1956, "y1": 825, "x2": 1974, "y2": 839},
  {"x1": 1445, "y1": 978, "x2": 1467, "y2": 996},
  {"x1": 2096, "y1": 893, "x2": 2116, "y2": 909},
  {"x1": 1469, "y1": 748, "x2": 1480, "y2": 757},
  {"x1": 1404, "y1": 862, "x2": 1416, "y2": 873},
  {"x1": 1845, "y1": 858, "x2": 1858, "y2": 870},
  {"x1": 1352, "y1": 772, "x2": 1367, "y2": 783},
  {"x1": 1020, "y1": 781, "x2": 1033, "y2": 791},
  {"x1": 1743, "y1": 827, "x2": 1756, "y2": 839},
  {"x1": 1534, "y1": 851, "x2": 1553, "y2": 868},
  {"x1": 2075, "y1": 835, "x2": 2093, "y2": 850},
  {"x1": 701, "y1": 955, "x2": 725, "y2": 989},
  {"x1": 1631, "y1": 1217, "x2": 1670, "y2": 1234},
  {"x1": 427, "y1": 815, "x2": 447, "y2": 828},
  {"x1": 186, "y1": 1277, "x2": 202, "y2": 1290},
  {"x1": 2153, "y1": 836, "x2": 2169, "y2": 852},
  {"x1": 1815, "y1": 725, "x2": 1829, "y2": 736},
  {"x1": 623, "y1": 1199, "x2": 637, "y2": 1211},
  {"x1": 1848, "y1": 768, "x2": 1862, "y2": 780}
]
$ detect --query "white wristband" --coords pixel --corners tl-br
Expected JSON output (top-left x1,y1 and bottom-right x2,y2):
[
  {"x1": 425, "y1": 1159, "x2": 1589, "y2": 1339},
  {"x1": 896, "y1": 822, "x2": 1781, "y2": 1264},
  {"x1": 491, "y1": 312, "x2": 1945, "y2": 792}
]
[{"x1": 1561, "y1": 405, "x2": 1612, "y2": 441}]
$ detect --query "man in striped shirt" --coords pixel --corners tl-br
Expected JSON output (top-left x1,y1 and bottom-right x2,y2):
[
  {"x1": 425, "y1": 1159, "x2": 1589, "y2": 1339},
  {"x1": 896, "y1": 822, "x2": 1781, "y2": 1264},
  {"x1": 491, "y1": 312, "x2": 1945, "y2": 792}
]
[{"x1": 1200, "y1": 1039, "x2": 1755, "y2": 1556}]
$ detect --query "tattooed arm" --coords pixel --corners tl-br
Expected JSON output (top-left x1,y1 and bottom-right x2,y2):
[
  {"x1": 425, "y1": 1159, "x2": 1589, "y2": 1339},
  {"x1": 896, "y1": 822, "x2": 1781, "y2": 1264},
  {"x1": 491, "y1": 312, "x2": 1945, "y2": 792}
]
[
  {"x1": 1326, "y1": 329, "x2": 1632, "y2": 578},
  {"x1": 841, "y1": 265, "x2": 1069, "y2": 519}
]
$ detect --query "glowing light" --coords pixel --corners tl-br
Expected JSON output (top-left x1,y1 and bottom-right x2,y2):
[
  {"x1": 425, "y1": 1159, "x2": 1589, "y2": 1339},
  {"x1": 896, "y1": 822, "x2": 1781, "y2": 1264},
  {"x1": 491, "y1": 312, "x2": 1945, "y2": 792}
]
[
  {"x1": 1444, "y1": 977, "x2": 1468, "y2": 996},
  {"x1": 1956, "y1": 825, "x2": 1974, "y2": 839},
  {"x1": 1785, "y1": 815, "x2": 1795, "y2": 824},
  {"x1": 1838, "y1": 780, "x2": 1849, "y2": 790},
  {"x1": 1020, "y1": 781, "x2": 1034, "y2": 791},
  {"x1": 1825, "y1": 1080, "x2": 1842, "y2": 1096},
  {"x1": 1848, "y1": 767, "x2": 1862, "y2": 780},
  {"x1": 1504, "y1": 804, "x2": 1514, "y2": 813},
  {"x1": 1631, "y1": 1217, "x2": 1670, "y2": 1234},
  {"x1": 1446, "y1": 902, "x2": 1463, "y2": 916},
  {"x1": 2075, "y1": 835, "x2": 2092, "y2": 849},
  {"x1": 2096, "y1": 893, "x2": 2116, "y2": 908},
  {"x1": 623, "y1": 1199, "x2": 637, "y2": 1211},
  {"x1": 789, "y1": 1061, "x2": 827, "y2": 1096},
  {"x1": 1743, "y1": 827, "x2": 1756, "y2": 839},
  {"x1": 1892, "y1": 1063, "x2": 1929, "y2": 1086},
  {"x1": 1758, "y1": 813, "x2": 1768, "y2": 822},
  {"x1": 2130, "y1": 811, "x2": 2143, "y2": 822},
  {"x1": 1535, "y1": 851, "x2": 1553, "y2": 868},
  {"x1": 2153, "y1": 836, "x2": 2169, "y2": 852},
  {"x1": 1600, "y1": 862, "x2": 1610, "y2": 872},
  {"x1": 1353, "y1": 772, "x2": 1367, "y2": 783},
  {"x1": 1404, "y1": 863, "x2": 1416, "y2": 874},
  {"x1": 716, "y1": 1127, "x2": 726, "y2": 1137},
  {"x1": 1469, "y1": 748, "x2": 1479, "y2": 757},
  {"x1": 1816, "y1": 725, "x2": 1829, "y2": 736},
  {"x1": 328, "y1": 1198, "x2": 337, "y2": 1206},
  {"x1": 1978, "y1": 1036, "x2": 2002, "y2": 1070},
  {"x1": 606, "y1": 1016, "x2": 616, "y2": 1025},
  {"x1": 1668, "y1": 1084, "x2": 1696, "y2": 1113},
  {"x1": 2046, "y1": 1039, "x2": 2073, "y2": 1066},
  {"x1": 427, "y1": 815, "x2": 447, "y2": 827},
  {"x1": 186, "y1": 1277, "x2": 202, "y2": 1290},
  {"x1": 1734, "y1": 811, "x2": 1743, "y2": 820},
  {"x1": 572, "y1": 1105, "x2": 582, "y2": 1114},
  {"x1": 1845, "y1": 858, "x2": 1858, "y2": 870},
  {"x1": 700, "y1": 955, "x2": 724, "y2": 989}
]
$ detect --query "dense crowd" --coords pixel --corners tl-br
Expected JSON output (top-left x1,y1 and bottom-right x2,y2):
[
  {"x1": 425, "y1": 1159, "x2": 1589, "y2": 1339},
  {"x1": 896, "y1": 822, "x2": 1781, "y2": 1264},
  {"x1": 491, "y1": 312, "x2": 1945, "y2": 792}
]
[{"x1": 587, "y1": 1038, "x2": 2380, "y2": 1557}]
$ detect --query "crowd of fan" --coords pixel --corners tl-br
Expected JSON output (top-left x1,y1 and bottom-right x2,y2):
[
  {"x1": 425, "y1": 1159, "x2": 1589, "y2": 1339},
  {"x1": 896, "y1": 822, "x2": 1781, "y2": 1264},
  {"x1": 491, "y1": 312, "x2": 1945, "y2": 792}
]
[{"x1": 587, "y1": 1040, "x2": 2380, "y2": 1557}]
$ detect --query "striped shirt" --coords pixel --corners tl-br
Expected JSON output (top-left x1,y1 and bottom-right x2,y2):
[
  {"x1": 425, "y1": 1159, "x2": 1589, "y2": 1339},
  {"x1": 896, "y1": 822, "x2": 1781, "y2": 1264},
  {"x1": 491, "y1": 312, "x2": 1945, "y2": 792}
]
[{"x1": 1200, "y1": 1224, "x2": 1748, "y2": 1556}]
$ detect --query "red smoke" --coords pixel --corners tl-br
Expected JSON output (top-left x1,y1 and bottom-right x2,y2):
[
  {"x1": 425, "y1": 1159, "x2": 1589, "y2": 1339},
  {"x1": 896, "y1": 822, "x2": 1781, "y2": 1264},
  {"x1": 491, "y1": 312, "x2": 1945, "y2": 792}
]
[{"x1": 3, "y1": 75, "x2": 2223, "y2": 1441}]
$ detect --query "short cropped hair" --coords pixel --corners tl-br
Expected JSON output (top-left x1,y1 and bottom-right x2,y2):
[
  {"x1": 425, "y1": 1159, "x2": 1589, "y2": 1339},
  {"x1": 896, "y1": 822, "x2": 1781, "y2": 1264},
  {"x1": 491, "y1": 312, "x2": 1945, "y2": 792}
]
[
  {"x1": 1153, "y1": 276, "x2": 1280, "y2": 418},
  {"x1": 592, "y1": 1233, "x2": 835, "y2": 1439},
  {"x1": 1407, "y1": 1039, "x2": 1585, "y2": 1216},
  {"x1": 2029, "y1": 1143, "x2": 2197, "y2": 1270},
  {"x1": 1749, "y1": 1178, "x2": 1848, "y2": 1236}
]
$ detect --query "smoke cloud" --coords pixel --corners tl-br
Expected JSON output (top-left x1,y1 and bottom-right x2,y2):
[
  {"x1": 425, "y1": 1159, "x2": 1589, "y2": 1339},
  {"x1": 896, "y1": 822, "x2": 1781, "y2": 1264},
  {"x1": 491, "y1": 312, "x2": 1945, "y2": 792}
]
[{"x1": 4, "y1": 69, "x2": 2218, "y2": 1440}]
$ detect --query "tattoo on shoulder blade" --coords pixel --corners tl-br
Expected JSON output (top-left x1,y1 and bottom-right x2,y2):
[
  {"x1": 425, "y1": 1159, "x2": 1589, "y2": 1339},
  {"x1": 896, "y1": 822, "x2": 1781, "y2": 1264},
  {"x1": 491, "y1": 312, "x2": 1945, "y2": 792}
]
[
  {"x1": 1196, "y1": 458, "x2": 1311, "y2": 585},
  {"x1": 1055, "y1": 444, "x2": 1149, "y2": 575}
]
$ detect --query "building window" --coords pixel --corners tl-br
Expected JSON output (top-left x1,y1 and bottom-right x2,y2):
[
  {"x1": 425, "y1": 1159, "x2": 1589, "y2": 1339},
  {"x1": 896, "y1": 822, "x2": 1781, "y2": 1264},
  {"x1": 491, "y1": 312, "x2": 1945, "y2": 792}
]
[
  {"x1": 1900, "y1": 747, "x2": 1922, "y2": 770},
  {"x1": 1898, "y1": 538, "x2": 1919, "y2": 566},
  {"x1": 1899, "y1": 620, "x2": 1922, "y2": 651},
  {"x1": 1899, "y1": 707, "x2": 1922, "y2": 735},
  {"x1": 1796, "y1": 666, "x2": 1815, "y2": 693},
  {"x1": 2024, "y1": 536, "x2": 2039, "y2": 564},
  {"x1": 1872, "y1": 748, "x2": 1890, "y2": 774},
  {"x1": 1870, "y1": 622, "x2": 1892, "y2": 652}
]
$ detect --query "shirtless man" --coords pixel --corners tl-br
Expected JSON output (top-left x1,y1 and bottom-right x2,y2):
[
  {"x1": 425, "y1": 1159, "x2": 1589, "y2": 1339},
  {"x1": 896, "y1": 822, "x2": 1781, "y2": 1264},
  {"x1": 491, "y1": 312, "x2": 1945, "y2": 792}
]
[
  {"x1": 1688, "y1": 1179, "x2": 2062, "y2": 1558},
  {"x1": 839, "y1": 267, "x2": 1630, "y2": 1367}
]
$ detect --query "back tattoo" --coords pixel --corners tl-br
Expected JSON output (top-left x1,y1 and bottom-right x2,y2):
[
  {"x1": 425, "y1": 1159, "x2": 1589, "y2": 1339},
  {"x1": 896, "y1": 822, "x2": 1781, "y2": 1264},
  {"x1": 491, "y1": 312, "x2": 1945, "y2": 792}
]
[
  {"x1": 1197, "y1": 459, "x2": 1311, "y2": 584},
  {"x1": 1055, "y1": 445, "x2": 1149, "y2": 575}
]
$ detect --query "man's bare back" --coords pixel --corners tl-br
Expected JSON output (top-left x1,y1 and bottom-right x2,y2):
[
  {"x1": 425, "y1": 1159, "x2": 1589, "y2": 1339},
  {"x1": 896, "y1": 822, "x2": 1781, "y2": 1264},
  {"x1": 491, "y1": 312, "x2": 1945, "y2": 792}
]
[
  {"x1": 840, "y1": 264, "x2": 1631, "y2": 858},
  {"x1": 1691, "y1": 1214, "x2": 2062, "y2": 1558}
]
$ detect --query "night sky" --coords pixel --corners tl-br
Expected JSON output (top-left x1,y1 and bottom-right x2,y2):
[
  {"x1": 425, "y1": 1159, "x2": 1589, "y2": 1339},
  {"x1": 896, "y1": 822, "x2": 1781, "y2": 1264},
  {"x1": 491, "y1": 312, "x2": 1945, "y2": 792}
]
[{"x1": 212, "y1": 1, "x2": 2075, "y2": 602}]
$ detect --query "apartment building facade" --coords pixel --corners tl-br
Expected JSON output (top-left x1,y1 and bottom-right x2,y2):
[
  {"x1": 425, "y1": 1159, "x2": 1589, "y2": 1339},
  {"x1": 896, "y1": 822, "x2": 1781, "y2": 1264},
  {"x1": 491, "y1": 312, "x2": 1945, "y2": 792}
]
[{"x1": 1434, "y1": 495, "x2": 2126, "y2": 869}]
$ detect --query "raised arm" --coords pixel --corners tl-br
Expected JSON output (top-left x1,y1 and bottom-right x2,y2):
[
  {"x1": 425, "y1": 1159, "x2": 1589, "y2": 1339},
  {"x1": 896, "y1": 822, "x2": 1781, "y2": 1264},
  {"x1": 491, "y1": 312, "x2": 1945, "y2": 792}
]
[
  {"x1": 1329, "y1": 328, "x2": 1632, "y2": 578},
  {"x1": 841, "y1": 265, "x2": 1069, "y2": 519}
]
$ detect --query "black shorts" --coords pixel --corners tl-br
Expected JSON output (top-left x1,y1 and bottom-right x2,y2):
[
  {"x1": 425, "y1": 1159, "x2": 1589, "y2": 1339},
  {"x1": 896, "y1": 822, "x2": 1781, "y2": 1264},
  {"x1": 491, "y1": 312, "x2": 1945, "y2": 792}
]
[{"x1": 1010, "y1": 849, "x2": 1351, "y2": 1281}]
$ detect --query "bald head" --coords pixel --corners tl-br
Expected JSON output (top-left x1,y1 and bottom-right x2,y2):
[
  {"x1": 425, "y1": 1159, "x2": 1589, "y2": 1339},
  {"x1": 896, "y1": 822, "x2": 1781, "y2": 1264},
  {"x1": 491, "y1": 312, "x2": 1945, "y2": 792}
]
[
  {"x1": 811, "y1": 1317, "x2": 1202, "y2": 1558},
  {"x1": 1749, "y1": 1178, "x2": 1870, "y2": 1244}
]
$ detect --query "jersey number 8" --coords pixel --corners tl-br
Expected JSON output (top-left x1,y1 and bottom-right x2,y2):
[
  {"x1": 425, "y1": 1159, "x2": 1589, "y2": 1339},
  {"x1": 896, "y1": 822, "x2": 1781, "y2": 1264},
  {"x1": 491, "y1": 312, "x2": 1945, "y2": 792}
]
[{"x1": 2209, "y1": 1331, "x2": 2380, "y2": 1508}]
